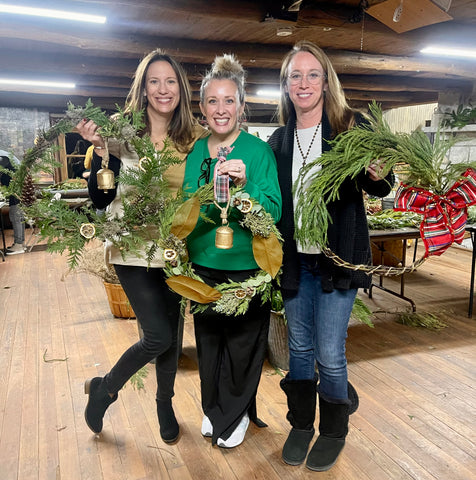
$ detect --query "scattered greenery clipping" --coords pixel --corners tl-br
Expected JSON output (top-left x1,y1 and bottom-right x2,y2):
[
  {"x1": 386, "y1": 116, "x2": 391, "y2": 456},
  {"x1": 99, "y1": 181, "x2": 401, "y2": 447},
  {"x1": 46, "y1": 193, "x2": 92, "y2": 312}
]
[
  {"x1": 129, "y1": 366, "x2": 149, "y2": 391},
  {"x1": 295, "y1": 101, "x2": 476, "y2": 250},
  {"x1": 351, "y1": 297, "x2": 374, "y2": 328},
  {"x1": 397, "y1": 311, "x2": 447, "y2": 331}
]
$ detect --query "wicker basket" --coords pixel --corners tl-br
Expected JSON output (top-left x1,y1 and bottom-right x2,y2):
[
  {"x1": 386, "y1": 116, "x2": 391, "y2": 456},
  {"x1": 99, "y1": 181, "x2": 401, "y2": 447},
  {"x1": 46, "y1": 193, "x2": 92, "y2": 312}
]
[
  {"x1": 267, "y1": 311, "x2": 289, "y2": 371},
  {"x1": 103, "y1": 282, "x2": 136, "y2": 318}
]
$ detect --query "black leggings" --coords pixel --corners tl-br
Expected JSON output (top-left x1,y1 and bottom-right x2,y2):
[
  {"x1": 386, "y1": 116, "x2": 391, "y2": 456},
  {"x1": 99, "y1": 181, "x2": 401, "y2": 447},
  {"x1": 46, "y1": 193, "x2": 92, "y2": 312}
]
[{"x1": 103, "y1": 265, "x2": 181, "y2": 401}]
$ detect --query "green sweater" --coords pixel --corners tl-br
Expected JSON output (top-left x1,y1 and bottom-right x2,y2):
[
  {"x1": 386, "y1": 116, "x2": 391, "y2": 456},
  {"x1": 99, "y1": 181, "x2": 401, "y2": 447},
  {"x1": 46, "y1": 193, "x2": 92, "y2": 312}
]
[{"x1": 183, "y1": 130, "x2": 282, "y2": 270}]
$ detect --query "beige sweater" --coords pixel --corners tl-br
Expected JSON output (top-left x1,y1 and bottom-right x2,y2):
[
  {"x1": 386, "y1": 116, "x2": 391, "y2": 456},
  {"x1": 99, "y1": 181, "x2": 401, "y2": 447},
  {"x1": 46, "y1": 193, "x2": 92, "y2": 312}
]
[{"x1": 105, "y1": 125, "x2": 207, "y2": 268}]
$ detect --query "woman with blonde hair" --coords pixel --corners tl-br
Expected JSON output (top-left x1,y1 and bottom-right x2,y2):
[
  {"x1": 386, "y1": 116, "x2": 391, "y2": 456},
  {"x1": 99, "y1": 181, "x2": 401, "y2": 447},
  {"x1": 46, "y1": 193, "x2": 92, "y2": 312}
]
[
  {"x1": 182, "y1": 53, "x2": 281, "y2": 448},
  {"x1": 76, "y1": 48, "x2": 205, "y2": 444},
  {"x1": 268, "y1": 41, "x2": 394, "y2": 471}
]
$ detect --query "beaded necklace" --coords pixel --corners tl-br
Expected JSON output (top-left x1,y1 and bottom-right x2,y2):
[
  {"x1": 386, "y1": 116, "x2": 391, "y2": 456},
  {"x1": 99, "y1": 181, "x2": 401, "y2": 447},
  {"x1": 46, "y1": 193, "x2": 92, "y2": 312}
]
[{"x1": 294, "y1": 122, "x2": 321, "y2": 191}]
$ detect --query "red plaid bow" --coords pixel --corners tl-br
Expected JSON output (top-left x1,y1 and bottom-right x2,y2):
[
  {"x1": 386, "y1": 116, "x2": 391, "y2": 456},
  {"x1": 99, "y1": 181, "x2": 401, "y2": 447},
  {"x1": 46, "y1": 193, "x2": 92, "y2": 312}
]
[{"x1": 394, "y1": 168, "x2": 476, "y2": 257}]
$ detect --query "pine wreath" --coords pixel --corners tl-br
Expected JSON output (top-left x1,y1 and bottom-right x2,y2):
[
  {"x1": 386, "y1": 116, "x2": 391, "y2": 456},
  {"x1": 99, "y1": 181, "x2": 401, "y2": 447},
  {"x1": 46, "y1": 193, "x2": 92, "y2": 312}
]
[
  {"x1": 163, "y1": 184, "x2": 283, "y2": 316},
  {"x1": 296, "y1": 101, "x2": 476, "y2": 276},
  {"x1": 5, "y1": 100, "x2": 282, "y2": 316}
]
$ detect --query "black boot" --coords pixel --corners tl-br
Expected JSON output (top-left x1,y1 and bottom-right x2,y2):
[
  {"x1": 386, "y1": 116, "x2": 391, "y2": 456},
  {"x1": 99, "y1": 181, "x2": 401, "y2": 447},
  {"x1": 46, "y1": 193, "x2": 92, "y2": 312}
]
[
  {"x1": 280, "y1": 374, "x2": 318, "y2": 465},
  {"x1": 348, "y1": 381, "x2": 359, "y2": 415},
  {"x1": 306, "y1": 397, "x2": 349, "y2": 472},
  {"x1": 84, "y1": 377, "x2": 118, "y2": 434},
  {"x1": 156, "y1": 399, "x2": 179, "y2": 443}
]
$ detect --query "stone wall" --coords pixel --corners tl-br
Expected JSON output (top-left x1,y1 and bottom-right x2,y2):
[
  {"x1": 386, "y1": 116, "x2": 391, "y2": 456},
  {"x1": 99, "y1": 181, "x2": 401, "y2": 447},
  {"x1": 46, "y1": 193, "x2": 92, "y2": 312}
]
[{"x1": 0, "y1": 107, "x2": 50, "y2": 161}]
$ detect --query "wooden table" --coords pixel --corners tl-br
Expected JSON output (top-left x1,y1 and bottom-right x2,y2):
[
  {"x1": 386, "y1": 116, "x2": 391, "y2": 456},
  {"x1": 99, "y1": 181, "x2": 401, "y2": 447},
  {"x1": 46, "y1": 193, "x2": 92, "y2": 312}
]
[{"x1": 368, "y1": 227, "x2": 421, "y2": 311}]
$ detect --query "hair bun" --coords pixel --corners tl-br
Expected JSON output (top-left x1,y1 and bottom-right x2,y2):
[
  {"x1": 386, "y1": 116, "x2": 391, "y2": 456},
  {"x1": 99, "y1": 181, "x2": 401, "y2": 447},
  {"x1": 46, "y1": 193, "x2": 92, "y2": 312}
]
[{"x1": 211, "y1": 54, "x2": 244, "y2": 79}]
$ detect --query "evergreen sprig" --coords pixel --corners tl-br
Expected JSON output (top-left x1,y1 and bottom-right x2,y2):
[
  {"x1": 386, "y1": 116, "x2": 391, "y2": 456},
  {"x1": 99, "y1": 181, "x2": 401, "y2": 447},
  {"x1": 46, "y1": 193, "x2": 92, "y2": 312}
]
[{"x1": 295, "y1": 101, "x2": 476, "y2": 249}]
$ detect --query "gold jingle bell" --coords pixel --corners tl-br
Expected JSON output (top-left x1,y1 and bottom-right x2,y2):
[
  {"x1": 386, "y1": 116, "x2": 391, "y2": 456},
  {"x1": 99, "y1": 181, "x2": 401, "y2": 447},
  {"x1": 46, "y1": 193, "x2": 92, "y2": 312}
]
[
  {"x1": 215, "y1": 224, "x2": 233, "y2": 249},
  {"x1": 97, "y1": 167, "x2": 115, "y2": 193}
]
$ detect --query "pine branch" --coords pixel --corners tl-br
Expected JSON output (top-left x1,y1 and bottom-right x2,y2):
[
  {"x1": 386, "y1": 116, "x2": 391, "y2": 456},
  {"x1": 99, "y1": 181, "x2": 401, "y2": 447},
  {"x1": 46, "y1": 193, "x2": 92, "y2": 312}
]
[{"x1": 295, "y1": 101, "x2": 476, "y2": 249}]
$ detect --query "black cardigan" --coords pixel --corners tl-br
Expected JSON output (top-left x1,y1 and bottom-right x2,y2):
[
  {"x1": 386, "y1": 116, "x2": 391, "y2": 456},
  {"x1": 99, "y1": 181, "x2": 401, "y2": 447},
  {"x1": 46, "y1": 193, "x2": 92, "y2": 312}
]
[{"x1": 267, "y1": 111, "x2": 394, "y2": 294}]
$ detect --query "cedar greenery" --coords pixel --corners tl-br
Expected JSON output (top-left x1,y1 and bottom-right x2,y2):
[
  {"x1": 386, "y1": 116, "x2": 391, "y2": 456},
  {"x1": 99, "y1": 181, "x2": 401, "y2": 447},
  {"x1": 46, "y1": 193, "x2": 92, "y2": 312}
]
[
  {"x1": 11, "y1": 100, "x2": 283, "y2": 316},
  {"x1": 295, "y1": 101, "x2": 476, "y2": 250},
  {"x1": 16, "y1": 101, "x2": 182, "y2": 269}
]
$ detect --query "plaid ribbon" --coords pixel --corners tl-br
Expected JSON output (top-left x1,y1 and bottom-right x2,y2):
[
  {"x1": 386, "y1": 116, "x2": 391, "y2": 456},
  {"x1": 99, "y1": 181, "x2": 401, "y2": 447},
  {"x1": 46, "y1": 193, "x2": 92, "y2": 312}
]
[
  {"x1": 394, "y1": 168, "x2": 476, "y2": 257},
  {"x1": 214, "y1": 146, "x2": 234, "y2": 203}
]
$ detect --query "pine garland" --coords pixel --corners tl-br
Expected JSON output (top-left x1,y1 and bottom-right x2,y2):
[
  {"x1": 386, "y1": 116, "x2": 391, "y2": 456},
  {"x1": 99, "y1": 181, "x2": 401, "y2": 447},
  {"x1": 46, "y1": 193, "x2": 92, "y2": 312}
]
[{"x1": 295, "y1": 101, "x2": 476, "y2": 253}]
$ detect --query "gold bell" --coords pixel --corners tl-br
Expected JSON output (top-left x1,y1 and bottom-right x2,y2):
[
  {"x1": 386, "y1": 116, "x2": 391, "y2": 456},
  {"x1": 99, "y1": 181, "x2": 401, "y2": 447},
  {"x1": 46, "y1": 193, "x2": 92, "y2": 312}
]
[
  {"x1": 97, "y1": 167, "x2": 115, "y2": 193},
  {"x1": 215, "y1": 224, "x2": 233, "y2": 249}
]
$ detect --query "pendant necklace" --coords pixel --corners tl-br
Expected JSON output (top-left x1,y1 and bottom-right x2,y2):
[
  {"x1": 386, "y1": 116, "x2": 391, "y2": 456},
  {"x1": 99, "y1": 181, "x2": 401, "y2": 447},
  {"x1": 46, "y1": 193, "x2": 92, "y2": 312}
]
[{"x1": 295, "y1": 122, "x2": 321, "y2": 192}]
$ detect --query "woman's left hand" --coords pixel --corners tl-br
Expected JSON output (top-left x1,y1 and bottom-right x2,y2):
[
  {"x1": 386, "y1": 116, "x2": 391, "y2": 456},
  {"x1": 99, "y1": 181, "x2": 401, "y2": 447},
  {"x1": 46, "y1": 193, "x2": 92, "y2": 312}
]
[
  {"x1": 218, "y1": 159, "x2": 247, "y2": 187},
  {"x1": 367, "y1": 160, "x2": 385, "y2": 181}
]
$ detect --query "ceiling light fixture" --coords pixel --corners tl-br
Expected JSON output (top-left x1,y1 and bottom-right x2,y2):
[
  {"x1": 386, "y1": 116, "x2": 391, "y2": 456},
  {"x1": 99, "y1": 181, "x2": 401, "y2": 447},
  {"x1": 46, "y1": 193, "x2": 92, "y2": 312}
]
[
  {"x1": 421, "y1": 46, "x2": 476, "y2": 59},
  {"x1": 276, "y1": 27, "x2": 293, "y2": 37},
  {"x1": 0, "y1": 4, "x2": 106, "y2": 23},
  {"x1": 0, "y1": 79, "x2": 76, "y2": 89},
  {"x1": 256, "y1": 89, "x2": 281, "y2": 98}
]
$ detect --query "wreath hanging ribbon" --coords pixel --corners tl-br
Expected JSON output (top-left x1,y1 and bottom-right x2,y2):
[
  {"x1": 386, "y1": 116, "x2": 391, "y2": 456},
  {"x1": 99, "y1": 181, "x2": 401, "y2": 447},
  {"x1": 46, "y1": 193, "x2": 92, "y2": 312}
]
[
  {"x1": 214, "y1": 146, "x2": 234, "y2": 202},
  {"x1": 394, "y1": 168, "x2": 476, "y2": 257}
]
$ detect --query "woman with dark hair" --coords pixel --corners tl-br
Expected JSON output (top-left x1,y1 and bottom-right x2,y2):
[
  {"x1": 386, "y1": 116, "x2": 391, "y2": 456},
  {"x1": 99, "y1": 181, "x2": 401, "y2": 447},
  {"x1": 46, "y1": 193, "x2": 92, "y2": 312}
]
[
  {"x1": 76, "y1": 49, "x2": 206, "y2": 443},
  {"x1": 268, "y1": 41, "x2": 393, "y2": 471}
]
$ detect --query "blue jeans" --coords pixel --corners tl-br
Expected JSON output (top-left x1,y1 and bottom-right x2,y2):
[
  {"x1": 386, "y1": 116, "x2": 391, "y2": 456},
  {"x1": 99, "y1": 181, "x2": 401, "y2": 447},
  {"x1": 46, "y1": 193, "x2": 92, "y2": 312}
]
[
  {"x1": 283, "y1": 254, "x2": 357, "y2": 402},
  {"x1": 9, "y1": 203, "x2": 25, "y2": 244}
]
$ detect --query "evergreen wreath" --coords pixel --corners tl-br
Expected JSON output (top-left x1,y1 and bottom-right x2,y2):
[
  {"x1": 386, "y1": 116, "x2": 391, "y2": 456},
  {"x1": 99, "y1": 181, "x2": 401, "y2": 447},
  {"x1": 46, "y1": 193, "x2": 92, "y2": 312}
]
[
  {"x1": 2, "y1": 100, "x2": 282, "y2": 316},
  {"x1": 163, "y1": 184, "x2": 283, "y2": 316},
  {"x1": 295, "y1": 101, "x2": 476, "y2": 276}
]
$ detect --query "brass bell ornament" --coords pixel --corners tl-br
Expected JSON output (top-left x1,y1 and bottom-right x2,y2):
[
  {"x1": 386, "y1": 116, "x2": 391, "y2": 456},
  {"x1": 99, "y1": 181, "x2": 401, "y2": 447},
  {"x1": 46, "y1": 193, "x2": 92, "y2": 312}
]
[
  {"x1": 215, "y1": 223, "x2": 233, "y2": 249},
  {"x1": 97, "y1": 167, "x2": 115, "y2": 193}
]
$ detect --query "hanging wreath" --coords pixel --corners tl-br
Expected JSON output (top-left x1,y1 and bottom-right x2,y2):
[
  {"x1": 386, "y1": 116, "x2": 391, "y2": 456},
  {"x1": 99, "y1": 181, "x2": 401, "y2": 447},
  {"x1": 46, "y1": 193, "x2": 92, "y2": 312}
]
[
  {"x1": 295, "y1": 101, "x2": 476, "y2": 276},
  {"x1": 3, "y1": 100, "x2": 283, "y2": 316}
]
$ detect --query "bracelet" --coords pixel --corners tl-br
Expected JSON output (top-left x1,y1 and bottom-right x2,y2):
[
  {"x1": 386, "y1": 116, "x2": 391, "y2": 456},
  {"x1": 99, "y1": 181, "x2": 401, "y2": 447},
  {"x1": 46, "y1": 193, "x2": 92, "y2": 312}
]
[{"x1": 93, "y1": 145, "x2": 105, "y2": 150}]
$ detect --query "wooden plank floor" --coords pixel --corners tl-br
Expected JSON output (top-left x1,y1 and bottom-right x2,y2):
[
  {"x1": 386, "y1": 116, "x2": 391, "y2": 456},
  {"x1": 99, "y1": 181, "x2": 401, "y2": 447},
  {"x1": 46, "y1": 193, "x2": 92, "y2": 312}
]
[{"x1": 1, "y1": 229, "x2": 475, "y2": 480}]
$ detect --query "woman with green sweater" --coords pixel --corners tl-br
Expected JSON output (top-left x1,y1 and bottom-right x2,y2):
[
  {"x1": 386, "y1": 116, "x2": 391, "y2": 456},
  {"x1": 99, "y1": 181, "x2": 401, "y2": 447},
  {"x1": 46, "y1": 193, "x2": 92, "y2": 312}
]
[{"x1": 182, "y1": 54, "x2": 281, "y2": 448}]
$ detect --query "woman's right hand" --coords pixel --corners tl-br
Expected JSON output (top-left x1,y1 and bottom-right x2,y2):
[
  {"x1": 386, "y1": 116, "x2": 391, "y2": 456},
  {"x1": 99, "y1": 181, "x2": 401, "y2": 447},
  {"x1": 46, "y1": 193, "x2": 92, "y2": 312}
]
[{"x1": 75, "y1": 119, "x2": 105, "y2": 149}]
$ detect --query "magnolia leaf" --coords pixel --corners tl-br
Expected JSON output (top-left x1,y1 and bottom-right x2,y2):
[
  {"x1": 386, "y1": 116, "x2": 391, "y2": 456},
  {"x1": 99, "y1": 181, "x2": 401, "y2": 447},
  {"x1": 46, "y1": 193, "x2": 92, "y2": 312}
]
[
  {"x1": 166, "y1": 275, "x2": 222, "y2": 304},
  {"x1": 252, "y1": 232, "x2": 283, "y2": 278},
  {"x1": 170, "y1": 196, "x2": 200, "y2": 239}
]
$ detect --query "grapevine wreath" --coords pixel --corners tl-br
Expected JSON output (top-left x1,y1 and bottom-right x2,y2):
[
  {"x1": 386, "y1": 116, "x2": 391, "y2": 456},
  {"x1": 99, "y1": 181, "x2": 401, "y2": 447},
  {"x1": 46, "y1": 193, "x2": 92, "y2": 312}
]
[
  {"x1": 296, "y1": 101, "x2": 476, "y2": 276},
  {"x1": 2, "y1": 101, "x2": 283, "y2": 316}
]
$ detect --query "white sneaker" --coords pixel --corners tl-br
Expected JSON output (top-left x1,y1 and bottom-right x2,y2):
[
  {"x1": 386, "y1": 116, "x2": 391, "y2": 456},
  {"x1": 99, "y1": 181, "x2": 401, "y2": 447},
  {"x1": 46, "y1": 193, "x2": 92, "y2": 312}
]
[
  {"x1": 6, "y1": 243, "x2": 25, "y2": 255},
  {"x1": 217, "y1": 413, "x2": 249, "y2": 448},
  {"x1": 201, "y1": 415, "x2": 213, "y2": 437}
]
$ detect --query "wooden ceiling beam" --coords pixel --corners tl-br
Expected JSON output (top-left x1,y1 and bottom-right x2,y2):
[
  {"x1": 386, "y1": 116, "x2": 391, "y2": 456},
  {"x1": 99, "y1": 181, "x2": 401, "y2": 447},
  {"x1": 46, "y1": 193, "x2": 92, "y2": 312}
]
[{"x1": 1, "y1": 22, "x2": 475, "y2": 80}]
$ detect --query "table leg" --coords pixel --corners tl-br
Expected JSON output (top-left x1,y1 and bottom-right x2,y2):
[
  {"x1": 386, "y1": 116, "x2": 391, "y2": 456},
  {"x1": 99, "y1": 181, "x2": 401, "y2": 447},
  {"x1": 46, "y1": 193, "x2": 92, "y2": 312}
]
[{"x1": 469, "y1": 230, "x2": 476, "y2": 318}]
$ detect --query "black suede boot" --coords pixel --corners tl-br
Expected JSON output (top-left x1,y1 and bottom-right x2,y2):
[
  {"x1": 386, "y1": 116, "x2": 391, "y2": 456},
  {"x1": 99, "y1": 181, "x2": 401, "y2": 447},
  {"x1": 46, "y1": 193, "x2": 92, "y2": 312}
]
[
  {"x1": 156, "y1": 399, "x2": 179, "y2": 443},
  {"x1": 306, "y1": 397, "x2": 349, "y2": 472},
  {"x1": 348, "y1": 381, "x2": 359, "y2": 415},
  {"x1": 280, "y1": 374, "x2": 318, "y2": 466},
  {"x1": 84, "y1": 377, "x2": 118, "y2": 434}
]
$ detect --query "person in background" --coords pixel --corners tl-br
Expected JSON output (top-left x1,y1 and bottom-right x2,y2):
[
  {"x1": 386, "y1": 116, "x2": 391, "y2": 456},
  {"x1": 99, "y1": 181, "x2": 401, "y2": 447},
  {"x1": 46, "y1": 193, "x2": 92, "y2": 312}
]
[
  {"x1": 82, "y1": 144, "x2": 94, "y2": 179},
  {"x1": 76, "y1": 48, "x2": 206, "y2": 443},
  {"x1": 182, "y1": 54, "x2": 282, "y2": 448},
  {"x1": 267, "y1": 41, "x2": 394, "y2": 471},
  {"x1": 0, "y1": 150, "x2": 25, "y2": 255}
]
